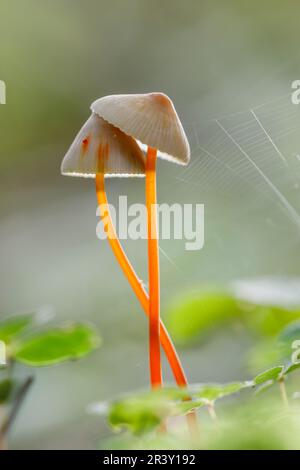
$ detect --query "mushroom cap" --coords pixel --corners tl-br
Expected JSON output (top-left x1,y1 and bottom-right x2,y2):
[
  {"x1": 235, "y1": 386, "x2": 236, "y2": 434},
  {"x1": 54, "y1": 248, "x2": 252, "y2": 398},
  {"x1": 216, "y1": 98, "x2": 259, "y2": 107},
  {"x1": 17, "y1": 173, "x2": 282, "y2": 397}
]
[
  {"x1": 91, "y1": 93, "x2": 190, "y2": 165},
  {"x1": 61, "y1": 114, "x2": 145, "y2": 178}
]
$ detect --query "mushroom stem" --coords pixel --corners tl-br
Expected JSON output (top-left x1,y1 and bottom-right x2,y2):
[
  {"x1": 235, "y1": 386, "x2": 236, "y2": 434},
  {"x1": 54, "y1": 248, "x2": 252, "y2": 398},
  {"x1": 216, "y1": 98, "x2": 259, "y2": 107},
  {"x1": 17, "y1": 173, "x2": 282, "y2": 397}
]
[
  {"x1": 95, "y1": 172, "x2": 186, "y2": 385},
  {"x1": 95, "y1": 171, "x2": 198, "y2": 431},
  {"x1": 145, "y1": 147, "x2": 162, "y2": 388}
]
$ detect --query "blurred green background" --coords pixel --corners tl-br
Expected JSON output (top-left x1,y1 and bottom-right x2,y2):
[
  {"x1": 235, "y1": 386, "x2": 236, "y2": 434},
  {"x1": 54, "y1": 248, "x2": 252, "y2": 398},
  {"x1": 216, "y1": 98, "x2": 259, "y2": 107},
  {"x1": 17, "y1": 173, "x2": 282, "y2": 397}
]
[{"x1": 0, "y1": 0, "x2": 300, "y2": 449}]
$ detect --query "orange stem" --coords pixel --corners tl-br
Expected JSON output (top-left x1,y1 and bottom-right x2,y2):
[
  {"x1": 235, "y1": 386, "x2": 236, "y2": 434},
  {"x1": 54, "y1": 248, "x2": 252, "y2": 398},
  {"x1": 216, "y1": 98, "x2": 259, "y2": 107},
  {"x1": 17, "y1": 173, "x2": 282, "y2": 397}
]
[
  {"x1": 95, "y1": 172, "x2": 187, "y2": 386},
  {"x1": 145, "y1": 147, "x2": 162, "y2": 388},
  {"x1": 95, "y1": 171, "x2": 198, "y2": 430}
]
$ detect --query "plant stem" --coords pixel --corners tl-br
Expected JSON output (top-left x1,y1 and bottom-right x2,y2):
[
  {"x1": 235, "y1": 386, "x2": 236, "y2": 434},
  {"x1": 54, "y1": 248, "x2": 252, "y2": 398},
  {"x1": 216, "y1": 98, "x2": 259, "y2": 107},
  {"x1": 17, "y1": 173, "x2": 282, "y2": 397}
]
[
  {"x1": 0, "y1": 376, "x2": 34, "y2": 438},
  {"x1": 207, "y1": 401, "x2": 218, "y2": 421},
  {"x1": 0, "y1": 406, "x2": 7, "y2": 450},
  {"x1": 278, "y1": 377, "x2": 289, "y2": 409}
]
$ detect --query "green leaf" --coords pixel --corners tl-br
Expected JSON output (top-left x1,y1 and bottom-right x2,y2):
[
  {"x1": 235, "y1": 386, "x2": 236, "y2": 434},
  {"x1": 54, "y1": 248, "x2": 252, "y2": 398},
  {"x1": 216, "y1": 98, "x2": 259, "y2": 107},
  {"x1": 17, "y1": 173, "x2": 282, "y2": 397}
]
[
  {"x1": 284, "y1": 362, "x2": 300, "y2": 376},
  {"x1": 108, "y1": 388, "x2": 199, "y2": 435},
  {"x1": 0, "y1": 379, "x2": 13, "y2": 403},
  {"x1": 246, "y1": 306, "x2": 300, "y2": 337},
  {"x1": 176, "y1": 399, "x2": 206, "y2": 414},
  {"x1": 165, "y1": 290, "x2": 244, "y2": 344},
  {"x1": 277, "y1": 322, "x2": 300, "y2": 360},
  {"x1": 14, "y1": 324, "x2": 101, "y2": 366},
  {"x1": 279, "y1": 321, "x2": 300, "y2": 343},
  {"x1": 165, "y1": 287, "x2": 300, "y2": 345},
  {"x1": 108, "y1": 394, "x2": 169, "y2": 435},
  {"x1": 191, "y1": 382, "x2": 246, "y2": 401},
  {"x1": 109, "y1": 399, "x2": 162, "y2": 435},
  {"x1": 253, "y1": 366, "x2": 284, "y2": 385},
  {"x1": 0, "y1": 315, "x2": 33, "y2": 343},
  {"x1": 249, "y1": 321, "x2": 300, "y2": 371}
]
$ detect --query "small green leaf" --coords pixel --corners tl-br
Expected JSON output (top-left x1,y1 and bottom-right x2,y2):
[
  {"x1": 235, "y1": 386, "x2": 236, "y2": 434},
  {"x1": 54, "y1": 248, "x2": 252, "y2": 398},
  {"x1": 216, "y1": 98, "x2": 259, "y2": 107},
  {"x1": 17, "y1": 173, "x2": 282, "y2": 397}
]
[
  {"x1": 176, "y1": 399, "x2": 206, "y2": 414},
  {"x1": 0, "y1": 379, "x2": 13, "y2": 403},
  {"x1": 284, "y1": 362, "x2": 300, "y2": 376},
  {"x1": 165, "y1": 286, "x2": 300, "y2": 345},
  {"x1": 0, "y1": 315, "x2": 33, "y2": 343},
  {"x1": 165, "y1": 291, "x2": 244, "y2": 344},
  {"x1": 109, "y1": 399, "x2": 162, "y2": 435},
  {"x1": 276, "y1": 322, "x2": 300, "y2": 360},
  {"x1": 245, "y1": 306, "x2": 300, "y2": 337},
  {"x1": 278, "y1": 321, "x2": 300, "y2": 344},
  {"x1": 14, "y1": 324, "x2": 101, "y2": 366},
  {"x1": 253, "y1": 366, "x2": 284, "y2": 385},
  {"x1": 192, "y1": 382, "x2": 246, "y2": 401},
  {"x1": 108, "y1": 394, "x2": 168, "y2": 435},
  {"x1": 108, "y1": 388, "x2": 197, "y2": 435}
]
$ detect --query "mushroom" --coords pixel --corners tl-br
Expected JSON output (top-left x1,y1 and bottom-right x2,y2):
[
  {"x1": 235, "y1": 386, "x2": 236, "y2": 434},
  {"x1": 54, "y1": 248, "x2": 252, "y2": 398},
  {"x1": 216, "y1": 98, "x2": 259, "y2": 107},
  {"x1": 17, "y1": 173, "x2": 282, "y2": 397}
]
[
  {"x1": 61, "y1": 113, "x2": 145, "y2": 178},
  {"x1": 91, "y1": 93, "x2": 190, "y2": 390},
  {"x1": 61, "y1": 111, "x2": 189, "y2": 389}
]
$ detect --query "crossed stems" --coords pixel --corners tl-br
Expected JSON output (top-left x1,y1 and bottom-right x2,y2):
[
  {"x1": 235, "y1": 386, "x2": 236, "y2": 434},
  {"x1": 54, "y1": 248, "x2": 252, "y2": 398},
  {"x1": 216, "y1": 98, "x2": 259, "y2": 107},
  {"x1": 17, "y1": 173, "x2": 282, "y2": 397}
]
[{"x1": 95, "y1": 146, "x2": 198, "y2": 432}]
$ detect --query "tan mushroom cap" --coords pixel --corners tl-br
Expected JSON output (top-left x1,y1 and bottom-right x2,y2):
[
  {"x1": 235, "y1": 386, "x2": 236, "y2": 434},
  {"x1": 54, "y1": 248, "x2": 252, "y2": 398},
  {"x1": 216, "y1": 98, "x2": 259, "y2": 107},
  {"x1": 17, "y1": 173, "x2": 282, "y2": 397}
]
[
  {"x1": 61, "y1": 114, "x2": 145, "y2": 178},
  {"x1": 91, "y1": 93, "x2": 190, "y2": 166}
]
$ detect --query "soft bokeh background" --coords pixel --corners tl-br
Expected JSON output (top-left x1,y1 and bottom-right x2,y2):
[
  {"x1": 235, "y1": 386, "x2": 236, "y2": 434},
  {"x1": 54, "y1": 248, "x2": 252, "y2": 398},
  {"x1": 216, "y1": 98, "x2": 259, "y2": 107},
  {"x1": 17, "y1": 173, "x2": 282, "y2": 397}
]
[{"x1": 0, "y1": 0, "x2": 300, "y2": 449}]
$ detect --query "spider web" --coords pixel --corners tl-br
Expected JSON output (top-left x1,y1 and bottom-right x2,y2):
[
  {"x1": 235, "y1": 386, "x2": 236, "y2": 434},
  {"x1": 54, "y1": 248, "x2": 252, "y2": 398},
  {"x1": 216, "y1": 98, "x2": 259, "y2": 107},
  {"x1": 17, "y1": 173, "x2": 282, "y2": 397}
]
[
  {"x1": 157, "y1": 93, "x2": 300, "y2": 276},
  {"x1": 179, "y1": 94, "x2": 300, "y2": 238}
]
